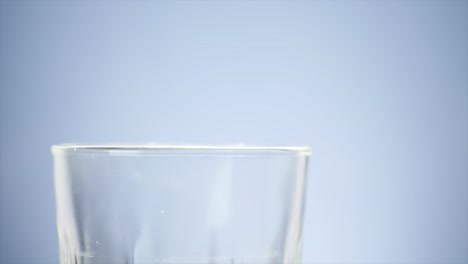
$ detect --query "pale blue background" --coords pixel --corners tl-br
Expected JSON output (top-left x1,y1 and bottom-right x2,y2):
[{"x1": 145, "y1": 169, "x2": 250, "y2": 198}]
[{"x1": 1, "y1": 1, "x2": 467, "y2": 263}]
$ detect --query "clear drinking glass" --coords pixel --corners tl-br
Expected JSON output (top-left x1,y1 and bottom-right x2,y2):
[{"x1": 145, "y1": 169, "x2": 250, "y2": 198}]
[{"x1": 52, "y1": 144, "x2": 310, "y2": 264}]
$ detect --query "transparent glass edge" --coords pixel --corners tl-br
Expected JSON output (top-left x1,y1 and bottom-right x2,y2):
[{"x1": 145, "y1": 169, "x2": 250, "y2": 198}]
[{"x1": 50, "y1": 144, "x2": 312, "y2": 156}]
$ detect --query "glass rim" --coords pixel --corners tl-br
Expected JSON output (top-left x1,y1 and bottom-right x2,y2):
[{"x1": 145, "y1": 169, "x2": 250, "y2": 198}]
[{"x1": 51, "y1": 143, "x2": 311, "y2": 156}]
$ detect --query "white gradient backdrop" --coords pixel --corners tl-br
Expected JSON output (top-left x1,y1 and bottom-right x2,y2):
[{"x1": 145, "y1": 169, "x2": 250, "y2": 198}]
[{"x1": 0, "y1": 1, "x2": 467, "y2": 263}]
